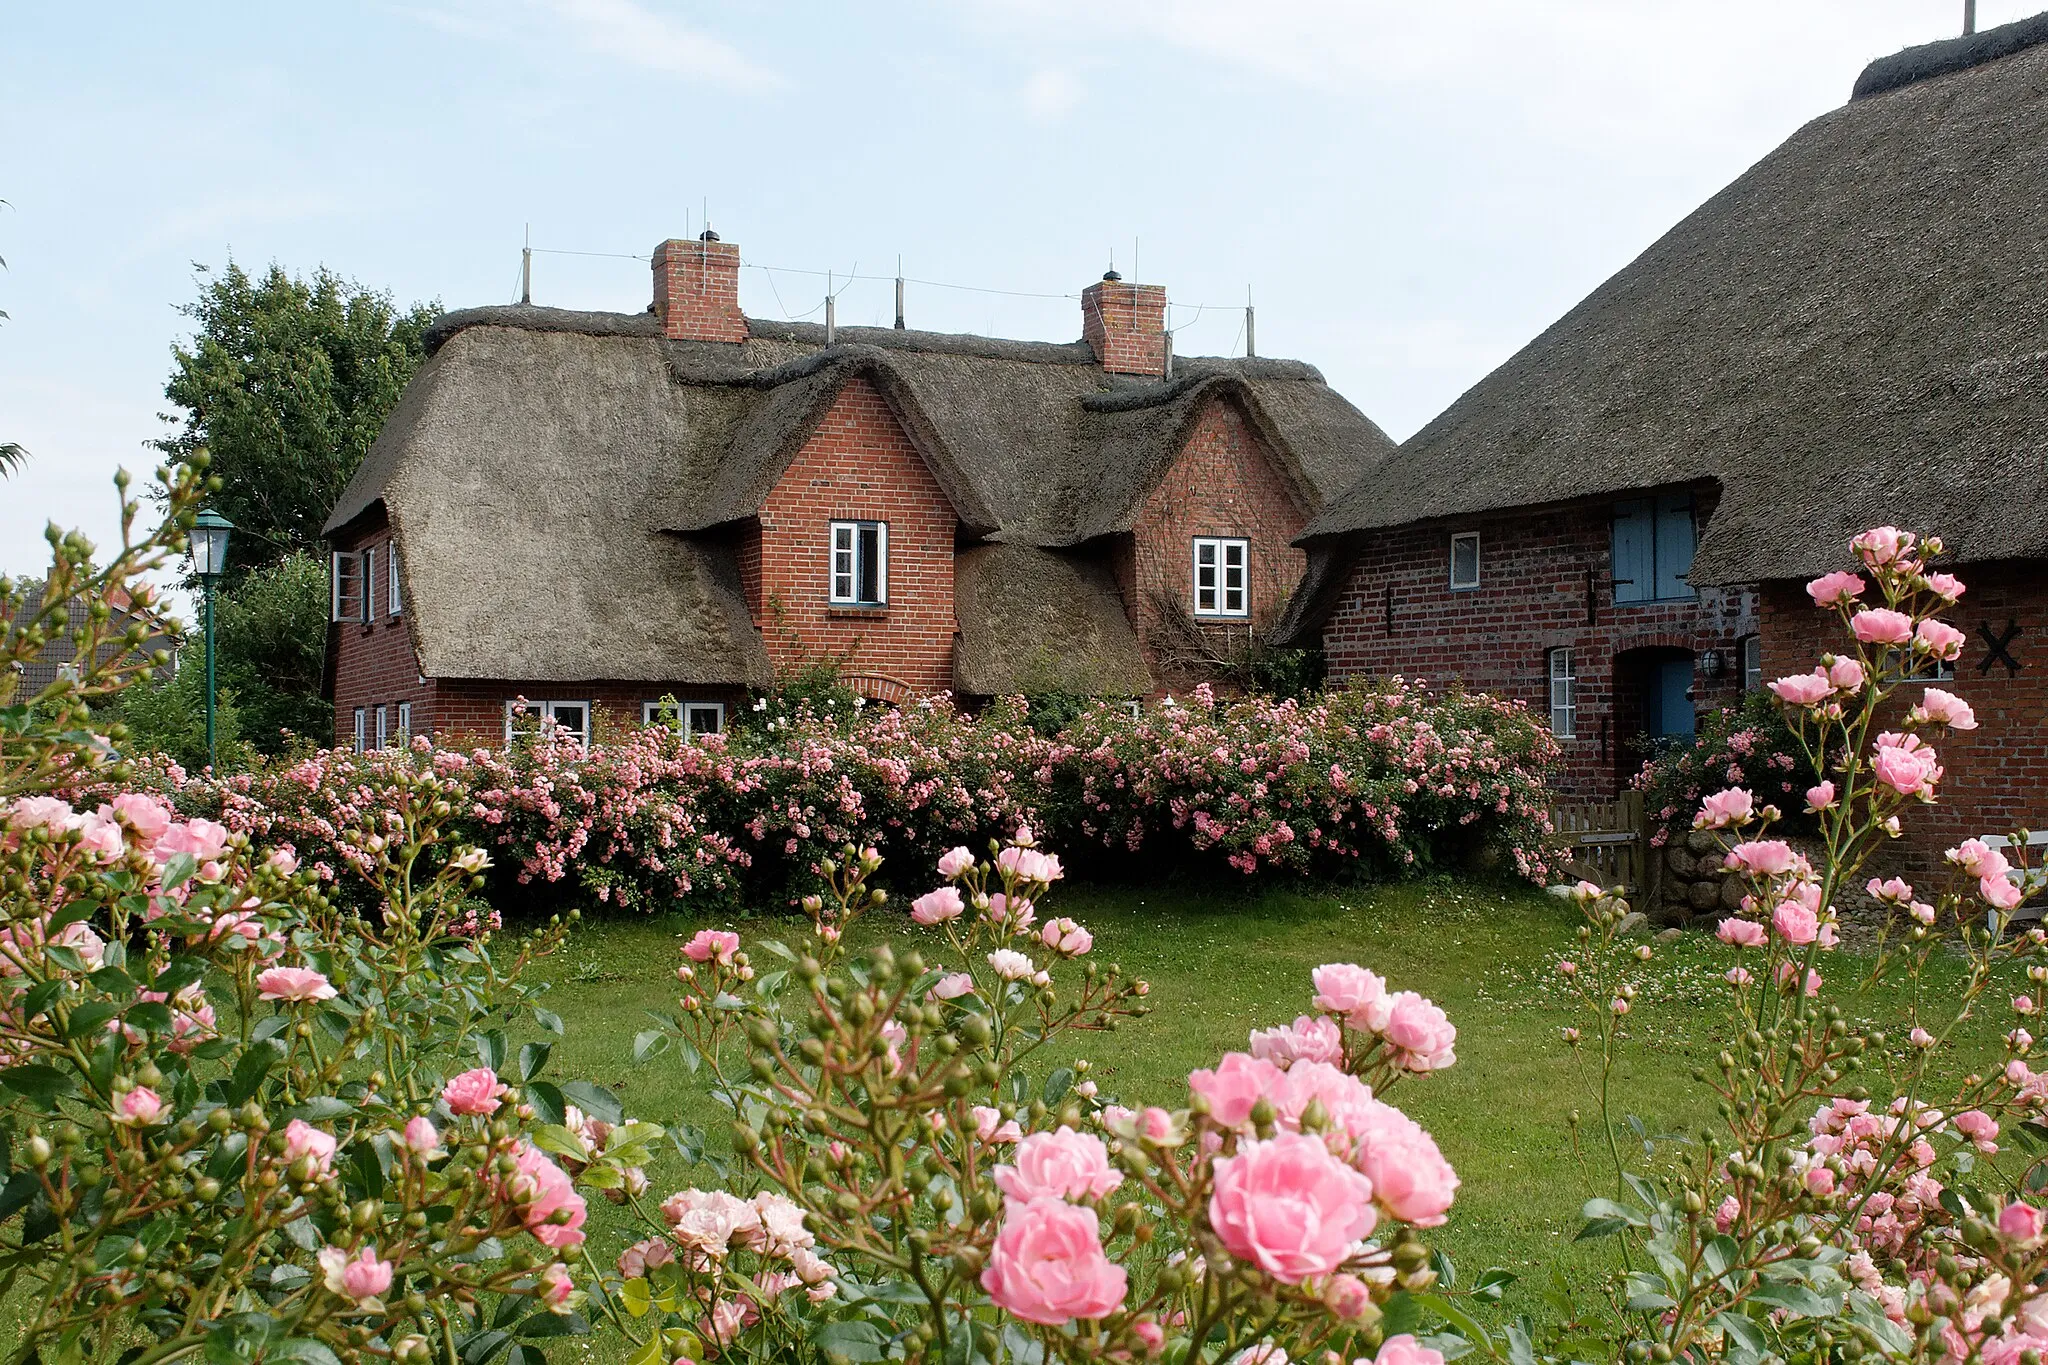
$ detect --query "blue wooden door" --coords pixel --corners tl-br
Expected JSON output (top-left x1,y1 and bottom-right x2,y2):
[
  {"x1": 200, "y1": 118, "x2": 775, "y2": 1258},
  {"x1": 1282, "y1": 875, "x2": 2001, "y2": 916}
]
[{"x1": 1652, "y1": 658, "x2": 1696, "y2": 739}]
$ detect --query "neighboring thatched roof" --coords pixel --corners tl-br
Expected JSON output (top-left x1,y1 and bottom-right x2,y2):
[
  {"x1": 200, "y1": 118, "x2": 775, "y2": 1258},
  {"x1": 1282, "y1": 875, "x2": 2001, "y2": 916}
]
[
  {"x1": 1294, "y1": 11, "x2": 2048, "y2": 602},
  {"x1": 952, "y1": 544, "x2": 1152, "y2": 696},
  {"x1": 330, "y1": 299, "x2": 1394, "y2": 692}
]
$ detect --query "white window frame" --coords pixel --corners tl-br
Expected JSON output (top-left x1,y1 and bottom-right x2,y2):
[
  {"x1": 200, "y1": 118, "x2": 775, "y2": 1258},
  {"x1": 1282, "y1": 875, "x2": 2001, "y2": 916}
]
[
  {"x1": 352, "y1": 707, "x2": 367, "y2": 754},
  {"x1": 1123, "y1": 699, "x2": 1143, "y2": 719},
  {"x1": 1547, "y1": 647, "x2": 1577, "y2": 739},
  {"x1": 1449, "y1": 532, "x2": 1481, "y2": 590},
  {"x1": 396, "y1": 701, "x2": 412, "y2": 742},
  {"x1": 1740, "y1": 635, "x2": 1763, "y2": 693},
  {"x1": 387, "y1": 541, "x2": 402, "y2": 617},
  {"x1": 504, "y1": 699, "x2": 591, "y2": 747},
  {"x1": 360, "y1": 549, "x2": 375, "y2": 623},
  {"x1": 643, "y1": 699, "x2": 727, "y2": 738},
  {"x1": 828, "y1": 520, "x2": 888, "y2": 605},
  {"x1": 1192, "y1": 537, "x2": 1250, "y2": 618},
  {"x1": 375, "y1": 704, "x2": 389, "y2": 750},
  {"x1": 331, "y1": 551, "x2": 366, "y2": 623}
]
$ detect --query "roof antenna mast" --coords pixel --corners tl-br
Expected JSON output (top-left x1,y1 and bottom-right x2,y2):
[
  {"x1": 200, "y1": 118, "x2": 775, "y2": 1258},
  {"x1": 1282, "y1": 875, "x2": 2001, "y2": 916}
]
[
  {"x1": 825, "y1": 271, "x2": 837, "y2": 347},
  {"x1": 1245, "y1": 285, "x2": 1257, "y2": 358},
  {"x1": 1964, "y1": 0, "x2": 1977, "y2": 34},
  {"x1": 894, "y1": 255, "x2": 905, "y2": 330},
  {"x1": 520, "y1": 224, "x2": 531, "y2": 305}
]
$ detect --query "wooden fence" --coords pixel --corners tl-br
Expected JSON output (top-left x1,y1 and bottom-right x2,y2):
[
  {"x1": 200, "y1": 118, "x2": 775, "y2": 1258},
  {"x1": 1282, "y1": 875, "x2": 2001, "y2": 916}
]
[{"x1": 1552, "y1": 790, "x2": 1647, "y2": 890}]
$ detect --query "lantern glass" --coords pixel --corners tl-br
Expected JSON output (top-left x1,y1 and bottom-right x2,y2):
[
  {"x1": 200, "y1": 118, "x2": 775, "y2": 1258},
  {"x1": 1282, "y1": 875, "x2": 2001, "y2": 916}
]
[{"x1": 190, "y1": 511, "x2": 234, "y2": 581}]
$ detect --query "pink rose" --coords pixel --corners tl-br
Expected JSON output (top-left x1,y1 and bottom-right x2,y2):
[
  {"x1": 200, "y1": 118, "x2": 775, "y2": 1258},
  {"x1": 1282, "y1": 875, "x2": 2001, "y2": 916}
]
[
  {"x1": 1951, "y1": 839, "x2": 2012, "y2": 881},
  {"x1": 1132, "y1": 1319, "x2": 1165, "y2": 1354},
  {"x1": 937, "y1": 846, "x2": 974, "y2": 879},
  {"x1": 538, "y1": 1262, "x2": 573, "y2": 1311},
  {"x1": 283, "y1": 1118, "x2": 338, "y2": 1174},
  {"x1": 1137, "y1": 1107, "x2": 1176, "y2": 1143},
  {"x1": 1039, "y1": 917, "x2": 1092, "y2": 956},
  {"x1": 443, "y1": 1067, "x2": 505, "y2": 1116},
  {"x1": 973, "y1": 1106, "x2": 1023, "y2": 1144},
  {"x1": 980, "y1": 1197, "x2": 1126, "y2": 1324},
  {"x1": 1383, "y1": 993, "x2": 1456, "y2": 1072},
  {"x1": 9, "y1": 796, "x2": 76, "y2": 830},
  {"x1": 1850, "y1": 609, "x2": 1913, "y2": 646},
  {"x1": 1310, "y1": 962, "x2": 1389, "y2": 1030},
  {"x1": 1350, "y1": 1100, "x2": 1459, "y2": 1226},
  {"x1": 1694, "y1": 788, "x2": 1754, "y2": 830},
  {"x1": 1323, "y1": 1272, "x2": 1373, "y2": 1320},
  {"x1": 1771, "y1": 901, "x2": 1819, "y2": 946},
  {"x1": 1374, "y1": 1336, "x2": 1448, "y2": 1365},
  {"x1": 1956, "y1": 1110, "x2": 1999, "y2": 1153},
  {"x1": 1806, "y1": 571, "x2": 1865, "y2": 605},
  {"x1": 1804, "y1": 1166, "x2": 1836, "y2": 1198},
  {"x1": 1984, "y1": 874, "x2": 2024, "y2": 911},
  {"x1": 993, "y1": 1128, "x2": 1122, "y2": 1203},
  {"x1": 1923, "y1": 571, "x2": 1966, "y2": 601},
  {"x1": 1805, "y1": 781, "x2": 1837, "y2": 812},
  {"x1": 1716, "y1": 918, "x2": 1767, "y2": 949},
  {"x1": 1871, "y1": 737, "x2": 1940, "y2": 797},
  {"x1": 1768, "y1": 671, "x2": 1832, "y2": 706},
  {"x1": 1850, "y1": 526, "x2": 1915, "y2": 569},
  {"x1": 508, "y1": 1142, "x2": 587, "y2": 1248},
  {"x1": 398, "y1": 1116, "x2": 442, "y2": 1157},
  {"x1": 107, "y1": 793, "x2": 172, "y2": 842},
  {"x1": 1249, "y1": 1015, "x2": 1343, "y2": 1069},
  {"x1": 987, "y1": 948, "x2": 1034, "y2": 980},
  {"x1": 74, "y1": 812, "x2": 125, "y2": 862},
  {"x1": 682, "y1": 929, "x2": 740, "y2": 964},
  {"x1": 1826, "y1": 657, "x2": 1865, "y2": 691},
  {"x1": 114, "y1": 1085, "x2": 163, "y2": 1126},
  {"x1": 1724, "y1": 840, "x2": 1797, "y2": 877},
  {"x1": 1209, "y1": 1133, "x2": 1376, "y2": 1283},
  {"x1": 256, "y1": 967, "x2": 338, "y2": 1002},
  {"x1": 2001, "y1": 1201, "x2": 2046, "y2": 1244},
  {"x1": 1915, "y1": 619, "x2": 1966, "y2": 662},
  {"x1": 318, "y1": 1244, "x2": 394, "y2": 1305},
  {"x1": 910, "y1": 887, "x2": 964, "y2": 926},
  {"x1": 995, "y1": 846, "x2": 1063, "y2": 886},
  {"x1": 1188, "y1": 1052, "x2": 1282, "y2": 1129},
  {"x1": 1912, "y1": 687, "x2": 1978, "y2": 730},
  {"x1": 986, "y1": 894, "x2": 1035, "y2": 933},
  {"x1": 928, "y1": 972, "x2": 974, "y2": 1000}
]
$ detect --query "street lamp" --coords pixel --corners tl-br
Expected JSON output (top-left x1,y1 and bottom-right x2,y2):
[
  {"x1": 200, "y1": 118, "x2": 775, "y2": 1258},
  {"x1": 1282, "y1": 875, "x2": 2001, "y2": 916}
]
[{"x1": 189, "y1": 509, "x2": 234, "y2": 769}]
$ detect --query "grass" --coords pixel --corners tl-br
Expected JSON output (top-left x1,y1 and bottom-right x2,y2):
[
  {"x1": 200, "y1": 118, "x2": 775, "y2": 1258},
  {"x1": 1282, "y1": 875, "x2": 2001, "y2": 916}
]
[{"x1": 528, "y1": 873, "x2": 2022, "y2": 1353}]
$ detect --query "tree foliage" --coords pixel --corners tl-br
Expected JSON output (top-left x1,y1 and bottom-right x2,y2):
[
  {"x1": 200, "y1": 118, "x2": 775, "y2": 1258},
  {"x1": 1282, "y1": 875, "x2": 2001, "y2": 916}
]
[
  {"x1": 214, "y1": 550, "x2": 333, "y2": 754},
  {"x1": 153, "y1": 261, "x2": 438, "y2": 571}
]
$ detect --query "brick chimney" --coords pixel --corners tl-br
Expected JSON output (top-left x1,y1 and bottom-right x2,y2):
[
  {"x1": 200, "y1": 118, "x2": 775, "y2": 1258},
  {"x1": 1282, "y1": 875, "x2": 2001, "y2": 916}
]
[
  {"x1": 652, "y1": 230, "x2": 748, "y2": 343},
  {"x1": 1081, "y1": 271, "x2": 1167, "y2": 376}
]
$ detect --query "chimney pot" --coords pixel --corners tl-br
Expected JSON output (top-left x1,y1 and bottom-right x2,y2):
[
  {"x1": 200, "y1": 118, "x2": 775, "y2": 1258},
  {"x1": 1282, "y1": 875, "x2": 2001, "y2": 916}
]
[{"x1": 652, "y1": 234, "x2": 747, "y2": 343}]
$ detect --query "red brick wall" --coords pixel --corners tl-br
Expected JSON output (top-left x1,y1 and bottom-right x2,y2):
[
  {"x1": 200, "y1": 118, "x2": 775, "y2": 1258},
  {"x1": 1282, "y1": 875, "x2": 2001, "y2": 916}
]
[
  {"x1": 1082, "y1": 279, "x2": 1167, "y2": 377},
  {"x1": 329, "y1": 511, "x2": 432, "y2": 749},
  {"x1": 1760, "y1": 559, "x2": 2048, "y2": 872},
  {"x1": 427, "y1": 681, "x2": 748, "y2": 748},
  {"x1": 651, "y1": 238, "x2": 747, "y2": 343},
  {"x1": 748, "y1": 375, "x2": 959, "y2": 693},
  {"x1": 1318, "y1": 494, "x2": 1757, "y2": 799},
  {"x1": 1122, "y1": 396, "x2": 1308, "y2": 692}
]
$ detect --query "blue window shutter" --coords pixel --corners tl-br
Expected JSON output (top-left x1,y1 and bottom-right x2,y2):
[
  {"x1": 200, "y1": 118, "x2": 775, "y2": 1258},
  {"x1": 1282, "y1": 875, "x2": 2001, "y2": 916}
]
[
  {"x1": 1654, "y1": 495, "x2": 1696, "y2": 600},
  {"x1": 1612, "y1": 500, "x2": 1652, "y2": 603}
]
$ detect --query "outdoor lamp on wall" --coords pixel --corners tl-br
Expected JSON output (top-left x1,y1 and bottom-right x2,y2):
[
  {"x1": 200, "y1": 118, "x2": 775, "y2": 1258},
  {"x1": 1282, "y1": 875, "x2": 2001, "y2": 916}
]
[
  {"x1": 1700, "y1": 648, "x2": 1724, "y2": 678},
  {"x1": 189, "y1": 509, "x2": 235, "y2": 770}
]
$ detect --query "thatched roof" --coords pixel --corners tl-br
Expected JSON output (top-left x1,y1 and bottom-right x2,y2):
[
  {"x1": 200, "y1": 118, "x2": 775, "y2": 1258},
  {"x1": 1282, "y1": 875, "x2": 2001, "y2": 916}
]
[
  {"x1": 952, "y1": 544, "x2": 1152, "y2": 696},
  {"x1": 331, "y1": 301, "x2": 1394, "y2": 692},
  {"x1": 1294, "y1": 11, "x2": 2048, "y2": 600}
]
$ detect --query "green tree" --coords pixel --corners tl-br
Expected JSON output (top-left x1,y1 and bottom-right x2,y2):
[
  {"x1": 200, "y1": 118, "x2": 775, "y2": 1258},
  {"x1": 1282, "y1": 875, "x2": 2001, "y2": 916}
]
[
  {"x1": 154, "y1": 260, "x2": 438, "y2": 568},
  {"x1": 215, "y1": 551, "x2": 333, "y2": 753},
  {"x1": 100, "y1": 658, "x2": 246, "y2": 774}
]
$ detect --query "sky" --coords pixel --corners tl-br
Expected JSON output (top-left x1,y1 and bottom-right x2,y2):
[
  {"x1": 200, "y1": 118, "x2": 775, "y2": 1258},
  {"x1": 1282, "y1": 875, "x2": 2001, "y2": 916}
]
[{"x1": 0, "y1": 0, "x2": 2033, "y2": 585}]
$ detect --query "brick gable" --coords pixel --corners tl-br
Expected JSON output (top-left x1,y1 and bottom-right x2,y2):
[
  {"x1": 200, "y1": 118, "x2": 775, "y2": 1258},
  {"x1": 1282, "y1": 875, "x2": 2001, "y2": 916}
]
[
  {"x1": 1121, "y1": 397, "x2": 1307, "y2": 691},
  {"x1": 748, "y1": 375, "x2": 959, "y2": 694}
]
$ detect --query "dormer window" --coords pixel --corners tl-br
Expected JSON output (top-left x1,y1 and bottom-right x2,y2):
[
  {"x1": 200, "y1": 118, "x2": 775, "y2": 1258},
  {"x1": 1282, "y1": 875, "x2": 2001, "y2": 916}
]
[
  {"x1": 829, "y1": 521, "x2": 888, "y2": 605},
  {"x1": 1193, "y1": 537, "x2": 1249, "y2": 618}
]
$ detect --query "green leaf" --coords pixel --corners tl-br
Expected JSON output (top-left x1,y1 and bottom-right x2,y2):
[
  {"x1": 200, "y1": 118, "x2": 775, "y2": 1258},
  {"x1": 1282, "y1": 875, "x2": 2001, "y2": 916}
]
[
  {"x1": 203, "y1": 1313, "x2": 283, "y2": 1365},
  {"x1": 532, "y1": 1007, "x2": 564, "y2": 1037},
  {"x1": 1747, "y1": 1281, "x2": 1838, "y2": 1318},
  {"x1": 1580, "y1": 1196, "x2": 1648, "y2": 1227},
  {"x1": 1417, "y1": 1293, "x2": 1503, "y2": 1360},
  {"x1": 1713, "y1": 1311, "x2": 1767, "y2": 1361},
  {"x1": 559, "y1": 1081, "x2": 624, "y2": 1125},
  {"x1": 283, "y1": 1097, "x2": 354, "y2": 1122},
  {"x1": 526, "y1": 1082, "x2": 565, "y2": 1126},
  {"x1": 159, "y1": 852, "x2": 197, "y2": 892},
  {"x1": 64, "y1": 1002, "x2": 121, "y2": 1041},
  {"x1": 514, "y1": 1312, "x2": 587, "y2": 1339},
  {"x1": 475, "y1": 1030, "x2": 508, "y2": 1072},
  {"x1": 150, "y1": 957, "x2": 207, "y2": 996},
  {"x1": 123, "y1": 1002, "x2": 173, "y2": 1034},
  {"x1": 1574, "y1": 1216, "x2": 1632, "y2": 1242},
  {"x1": 517, "y1": 1042, "x2": 552, "y2": 1084},
  {"x1": 1381, "y1": 1290, "x2": 1423, "y2": 1339},
  {"x1": 812, "y1": 1321, "x2": 888, "y2": 1364},
  {"x1": 1041, "y1": 1067, "x2": 1074, "y2": 1106},
  {"x1": 270, "y1": 1342, "x2": 343, "y2": 1365},
  {"x1": 0, "y1": 1065, "x2": 79, "y2": 1104},
  {"x1": 632, "y1": 1031, "x2": 670, "y2": 1063}
]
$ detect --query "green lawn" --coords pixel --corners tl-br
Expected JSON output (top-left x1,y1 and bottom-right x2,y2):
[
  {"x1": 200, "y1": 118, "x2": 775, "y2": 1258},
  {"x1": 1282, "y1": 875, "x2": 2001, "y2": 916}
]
[{"x1": 528, "y1": 873, "x2": 2021, "y2": 1350}]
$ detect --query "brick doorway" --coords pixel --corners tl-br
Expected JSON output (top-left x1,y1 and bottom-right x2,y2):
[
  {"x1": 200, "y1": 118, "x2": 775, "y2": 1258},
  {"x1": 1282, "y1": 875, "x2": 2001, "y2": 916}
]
[{"x1": 1613, "y1": 646, "x2": 1696, "y2": 788}]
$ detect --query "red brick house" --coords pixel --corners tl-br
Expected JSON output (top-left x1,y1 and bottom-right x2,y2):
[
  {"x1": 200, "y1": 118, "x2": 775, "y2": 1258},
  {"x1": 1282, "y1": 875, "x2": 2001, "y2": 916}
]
[
  {"x1": 323, "y1": 233, "x2": 1396, "y2": 748},
  {"x1": 1277, "y1": 16, "x2": 2048, "y2": 861}
]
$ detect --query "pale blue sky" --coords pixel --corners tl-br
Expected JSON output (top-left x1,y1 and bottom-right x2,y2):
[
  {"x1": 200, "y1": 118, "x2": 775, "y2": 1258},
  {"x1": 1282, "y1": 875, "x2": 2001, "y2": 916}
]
[{"x1": 1, "y1": 1, "x2": 2030, "y2": 581}]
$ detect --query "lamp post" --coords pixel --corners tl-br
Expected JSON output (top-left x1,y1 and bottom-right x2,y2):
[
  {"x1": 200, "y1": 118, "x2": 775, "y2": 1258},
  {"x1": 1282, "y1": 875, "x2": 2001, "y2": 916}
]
[{"x1": 189, "y1": 509, "x2": 234, "y2": 769}]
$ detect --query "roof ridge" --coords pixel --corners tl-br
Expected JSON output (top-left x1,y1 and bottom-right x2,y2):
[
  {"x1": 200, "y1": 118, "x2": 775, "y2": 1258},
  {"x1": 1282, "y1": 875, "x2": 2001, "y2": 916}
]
[{"x1": 1852, "y1": 10, "x2": 2048, "y2": 100}]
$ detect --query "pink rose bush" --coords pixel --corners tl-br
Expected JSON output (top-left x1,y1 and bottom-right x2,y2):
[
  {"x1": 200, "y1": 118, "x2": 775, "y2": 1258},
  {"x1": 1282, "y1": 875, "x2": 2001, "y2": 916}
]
[
  {"x1": 0, "y1": 473, "x2": 663, "y2": 1365},
  {"x1": 619, "y1": 833, "x2": 1463, "y2": 1362},
  {"x1": 1540, "y1": 531, "x2": 2048, "y2": 1364}
]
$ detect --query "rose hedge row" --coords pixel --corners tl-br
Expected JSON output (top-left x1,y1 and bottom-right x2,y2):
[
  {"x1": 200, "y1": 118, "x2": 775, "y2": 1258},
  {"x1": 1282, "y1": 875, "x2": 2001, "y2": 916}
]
[{"x1": 117, "y1": 682, "x2": 1560, "y2": 915}]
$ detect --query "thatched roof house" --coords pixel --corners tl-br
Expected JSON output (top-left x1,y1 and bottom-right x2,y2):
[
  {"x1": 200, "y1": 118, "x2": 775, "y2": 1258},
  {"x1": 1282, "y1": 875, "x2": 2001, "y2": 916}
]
[
  {"x1": 1279, "y1": 12, "x2": 2048, "y2": 871},
  {"x1": 325, "y1": 239, "x2": 1395, "y2": 745}
]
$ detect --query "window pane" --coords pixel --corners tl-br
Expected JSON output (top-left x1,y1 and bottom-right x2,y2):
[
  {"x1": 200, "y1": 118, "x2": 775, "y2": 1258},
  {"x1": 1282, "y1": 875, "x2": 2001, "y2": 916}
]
[
  {"x1": 549, "y1": 704, "x2": 587, "y2": 741},
  {"x1": 857, "y1": 524, "x2": 880, "y2": 602},
  {"x1": 1612, "y1": 501, "x2": 1652, "y2": 603},
  {"x1": 686, "y1": 704, "x2": 724, "y2": 734},
  {"x1": 1197, "y1": 541, "x2": 1216, "y2": 566},
  {"x1": 1742, "y1": 636, "x2": 1762, "y2": 691},
  {"x1": 1451, "y1": 535, "x2": 1479, "y2": 587}
]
